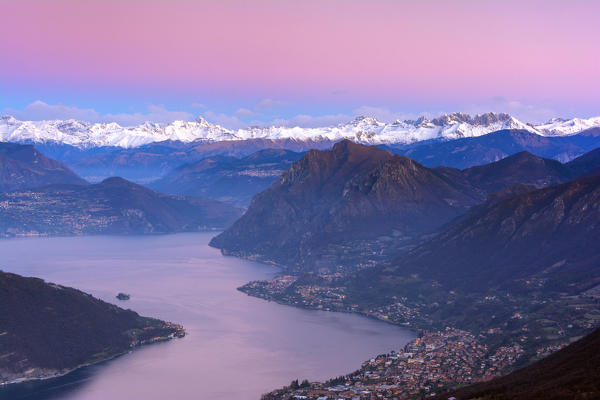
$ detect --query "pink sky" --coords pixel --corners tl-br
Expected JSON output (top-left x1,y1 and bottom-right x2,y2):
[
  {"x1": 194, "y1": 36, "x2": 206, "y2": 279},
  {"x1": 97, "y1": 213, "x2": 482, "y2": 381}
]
[{"x1": 0, "y1": 0, "x2": 599, "y2": 124}]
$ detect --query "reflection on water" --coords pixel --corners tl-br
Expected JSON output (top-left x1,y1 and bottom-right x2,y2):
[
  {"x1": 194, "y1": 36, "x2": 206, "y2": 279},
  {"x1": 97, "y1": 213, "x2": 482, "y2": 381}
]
[
  {"x1": 0, "y1": 233, "x2": 414, "y2": 400},
  {"x1": 1, "y1": 358, "x2": 121, "y2": 400}
]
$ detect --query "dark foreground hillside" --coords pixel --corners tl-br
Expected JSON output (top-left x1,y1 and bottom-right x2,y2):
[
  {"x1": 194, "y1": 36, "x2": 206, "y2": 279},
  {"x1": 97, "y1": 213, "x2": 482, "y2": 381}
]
[
  {"x1": 440, "y1": 327, "x2": 600, "y2": 400},
  {"x1": 0, "y1": 270, "x2": 184, "y2": 384}
]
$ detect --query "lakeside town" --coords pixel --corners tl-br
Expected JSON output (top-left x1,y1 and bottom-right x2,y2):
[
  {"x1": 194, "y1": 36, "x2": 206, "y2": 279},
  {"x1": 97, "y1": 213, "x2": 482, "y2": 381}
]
[
  {"x1": 240, "y1": 273, "x2": 600, "y2": 340},
  {"x1": 0, "y1": 190, "x2": 123, "y2": 237},
  {"x1": 262, "y1": 328, "x2": 529, "y2": 400},
  {"x1": 242, "y1": 273, "x2": 600, "y2": 398}
]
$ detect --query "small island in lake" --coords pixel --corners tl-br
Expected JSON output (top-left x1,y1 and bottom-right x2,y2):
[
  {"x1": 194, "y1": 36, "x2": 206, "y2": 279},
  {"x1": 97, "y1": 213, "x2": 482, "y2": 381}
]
[
  {"x1": 116, "y1": 292, "x2": 131, "y2": 301},
  {"x1": 0, "y1": 270, "x2": 185, "y2": 385}
]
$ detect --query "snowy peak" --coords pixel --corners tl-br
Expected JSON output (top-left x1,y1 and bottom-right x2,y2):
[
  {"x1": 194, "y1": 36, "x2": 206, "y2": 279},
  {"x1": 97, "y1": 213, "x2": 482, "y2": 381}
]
[
  {"x1": 431, "y1": 112, "x2": 475, "y2": 126},
  {"x1": 536, "y1": 116, "x2": 600, "y2": 136},
  {"x1": 346, "y1": 116, "x2": 383, "y2": 128},
  {"x1": 1, "y1": 113, "x2": 599, "y2": 149},
  {"x1": 0, "y1": 117, "x2": 235, "y2": 148}
]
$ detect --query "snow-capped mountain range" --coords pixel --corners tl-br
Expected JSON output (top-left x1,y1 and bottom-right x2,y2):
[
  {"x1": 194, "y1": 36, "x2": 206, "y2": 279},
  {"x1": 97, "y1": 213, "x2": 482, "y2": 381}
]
[{"x1": 1, "y1": 112, "x2": 599, "y2": 149}]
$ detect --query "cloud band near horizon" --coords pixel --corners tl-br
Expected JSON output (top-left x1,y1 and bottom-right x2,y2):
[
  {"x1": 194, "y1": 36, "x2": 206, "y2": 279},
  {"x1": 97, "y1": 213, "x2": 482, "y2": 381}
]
[{"x1": 1, "y1": 0, "x2": 598, "y2": 125}]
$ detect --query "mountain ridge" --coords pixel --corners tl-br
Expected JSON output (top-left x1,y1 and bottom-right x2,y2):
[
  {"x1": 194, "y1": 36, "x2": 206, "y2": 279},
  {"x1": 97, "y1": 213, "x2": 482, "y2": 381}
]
[
  {"x1": 19, "y1": 128, "x2": 600, "y2": 184},
  {"x1": 0, "y1": 177, "x2": 242, "y2": 237},
  {"x1": 211, "y1": 142, "x2": 600, "y2": 272},
  {"x1": 210, "y1": 141, "x2": 482, "y2": 269},
  {"x1": 150, "y1": 148, "x2": 305, "y2": 206},
  {"x1": 380, "y1": 173, "x2": 600, "y2": 294},
  {"x1": 0, "y1": 142, "x2": 88, "y2": 191},
  {"x1": 2, "y1": 112, "x2": 599, "y2": 149}
]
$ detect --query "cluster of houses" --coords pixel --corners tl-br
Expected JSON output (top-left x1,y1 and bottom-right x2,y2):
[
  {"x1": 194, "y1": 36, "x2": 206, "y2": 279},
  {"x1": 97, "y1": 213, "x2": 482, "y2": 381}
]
[{"x1": 263, "y1": 328, "x2": 525, "y2": 400}]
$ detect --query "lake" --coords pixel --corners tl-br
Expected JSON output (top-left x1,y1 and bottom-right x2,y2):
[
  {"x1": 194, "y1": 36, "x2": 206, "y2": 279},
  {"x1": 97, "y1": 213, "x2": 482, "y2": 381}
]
[{"x1": 0, "y1": 233, "x2": 414, "y2": 400}]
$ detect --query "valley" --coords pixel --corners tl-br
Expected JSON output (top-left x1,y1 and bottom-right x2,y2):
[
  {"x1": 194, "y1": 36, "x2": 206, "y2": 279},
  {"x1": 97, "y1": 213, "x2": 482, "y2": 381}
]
[{"x1": 150, "y1": 149, "x2": 304, "y2": 207}]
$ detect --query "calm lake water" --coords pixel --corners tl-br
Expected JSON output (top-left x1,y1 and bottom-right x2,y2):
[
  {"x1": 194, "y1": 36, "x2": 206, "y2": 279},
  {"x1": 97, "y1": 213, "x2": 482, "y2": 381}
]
[{"x1": 0, "y1": 233, "x2": 414, "y2": 400}]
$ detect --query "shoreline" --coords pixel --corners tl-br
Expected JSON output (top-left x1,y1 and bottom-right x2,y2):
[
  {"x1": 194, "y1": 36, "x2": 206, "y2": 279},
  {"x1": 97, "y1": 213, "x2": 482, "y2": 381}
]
[
  {"x1": 231, "y1": 256, "x2": 592, "y2": 398},
  {"x1": 0, "y1": 229, "x2": 225, "y2": 241},
  {"x1": 1, "y1": 327, "x2": 185, "y2": 387},
  {"x1": 224, "y1": 247, "x2": 423, "y2": 332},
  {"x1": 237, "y1": 286, "x2": 417, "y2": 330}
]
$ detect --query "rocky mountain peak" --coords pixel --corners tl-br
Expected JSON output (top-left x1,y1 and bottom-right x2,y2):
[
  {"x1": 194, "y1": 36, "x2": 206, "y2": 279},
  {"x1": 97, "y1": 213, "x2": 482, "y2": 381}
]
[
  {"x1": 194, "y1": 116, "x2": 212, "y2": 125},
  {"x1": 350, "y1": 116, "x2": 381, "y2": 124}
]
